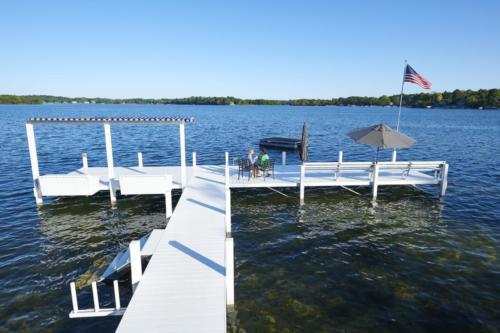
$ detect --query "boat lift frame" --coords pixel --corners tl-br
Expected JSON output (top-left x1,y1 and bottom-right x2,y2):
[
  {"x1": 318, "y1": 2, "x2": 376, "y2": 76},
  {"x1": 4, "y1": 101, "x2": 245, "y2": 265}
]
[{"x1": 26, "y1": 117, "x2": 194, "y2": 206}]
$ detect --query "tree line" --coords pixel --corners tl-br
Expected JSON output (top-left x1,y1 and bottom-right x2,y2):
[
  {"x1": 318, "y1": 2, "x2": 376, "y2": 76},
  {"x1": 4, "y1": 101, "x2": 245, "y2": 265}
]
[{"x1": 0, "y1": 89, "x2": 498, "y2": 109}]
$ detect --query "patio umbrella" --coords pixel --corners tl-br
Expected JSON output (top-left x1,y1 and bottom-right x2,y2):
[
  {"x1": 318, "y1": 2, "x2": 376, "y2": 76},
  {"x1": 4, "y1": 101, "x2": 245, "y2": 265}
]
[
  {"x1": 347, "y1": 123, "x2": 415, "y2": 162},
  {"x1": 300, "y1": 122, "x2": 308, "y2": 161}
]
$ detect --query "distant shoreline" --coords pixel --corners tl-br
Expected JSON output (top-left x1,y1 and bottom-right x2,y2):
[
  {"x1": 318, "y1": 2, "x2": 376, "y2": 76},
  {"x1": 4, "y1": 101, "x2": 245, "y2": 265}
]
[{"x1": 0, "y1": 89, "x2": 498, "y2": 109}]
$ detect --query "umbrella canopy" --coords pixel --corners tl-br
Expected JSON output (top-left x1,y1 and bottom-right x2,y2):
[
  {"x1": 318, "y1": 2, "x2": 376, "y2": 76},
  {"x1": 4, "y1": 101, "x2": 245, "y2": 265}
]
[
  {"x1": 347, "y1": 123, "x2": 415, "y2": 162},
  {"x1": 300, "y1": 122, "x2": 308, "y2": 161},
  {"x1": 347, "y1": 123, "x2": 415, "y2": 148}
]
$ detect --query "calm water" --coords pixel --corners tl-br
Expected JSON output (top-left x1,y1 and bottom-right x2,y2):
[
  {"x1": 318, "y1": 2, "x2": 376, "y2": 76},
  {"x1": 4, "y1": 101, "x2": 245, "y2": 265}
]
[{"x1": 0, "y1": 104, "x2": 499, "y2": 332}]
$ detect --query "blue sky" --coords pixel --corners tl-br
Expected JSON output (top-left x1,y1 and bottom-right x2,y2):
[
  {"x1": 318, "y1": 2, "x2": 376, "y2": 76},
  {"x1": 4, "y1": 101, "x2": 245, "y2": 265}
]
[{"x1": 1, "y1": 0, "x2": 499, "y2": 99}]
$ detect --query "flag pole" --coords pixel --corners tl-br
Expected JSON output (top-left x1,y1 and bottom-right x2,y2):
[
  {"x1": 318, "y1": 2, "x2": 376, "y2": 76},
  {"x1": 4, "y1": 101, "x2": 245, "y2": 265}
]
[{"x1": 393, "y1": 60, "x2": 407, "y2": 162}]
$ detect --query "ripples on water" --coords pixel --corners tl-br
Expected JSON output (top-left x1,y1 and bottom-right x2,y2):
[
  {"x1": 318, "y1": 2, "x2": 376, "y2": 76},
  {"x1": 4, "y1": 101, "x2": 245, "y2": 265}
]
[{"x1": 0, "y1": 105, "x2": 499, "y2": 332}]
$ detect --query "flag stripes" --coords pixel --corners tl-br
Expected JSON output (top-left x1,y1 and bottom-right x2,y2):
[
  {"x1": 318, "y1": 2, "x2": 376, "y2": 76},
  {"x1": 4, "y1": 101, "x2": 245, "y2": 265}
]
[{"x1": 404, "y1": 65, "x2": 431, "y2": 89}]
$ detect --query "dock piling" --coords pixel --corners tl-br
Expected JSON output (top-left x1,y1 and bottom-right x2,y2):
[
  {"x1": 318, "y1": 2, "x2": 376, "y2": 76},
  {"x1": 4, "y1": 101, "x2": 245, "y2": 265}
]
[
  {"x1": 104, "y1": 122, "x2": 116, "y2": 203},
  {"x1": 282, "y1": 151, "x2": 286, "y2": 165},
  {"x1": 137, "y1": 152, "x2": 143, "y2": 168},
  {"x1": 179, "y1": 123, "x2": 187, "y2": 189},
  {"x1": 165, "y1": 190, "x2": 173, "y2": 218},
  {"x1": 192, "y1": 152, "x2": 197, "y2": 167},
  {"x1": 26, "y1": 123, "x2": 43, "y2": 205},
  {"x1": 82, "y1": 153, "x2": 88, "y2": 169},
  {"x1": 372, "y1": 164, "x2": 379, "y2": 200},
  {"x1": 338, "y1": 151, "x2": 343, "y2": 163},
  {"x1": 113, "y1": 280, "x2": 121, "y2": 310},
  {"x1": 392, "y1": 149, "x2": 397, "y2": 162},
  {"x1": 225, "y1": 237, "x2": 234, "y2": 307},
  {"x1": 225, "y1": 152, "x2": 229, "y2": 185},
  {"x1": 129, "y1": 240, "x2": 142, "y2": 293},
  {"x1": 91, "y1": 281, "x2": 100, "y2": 312},
  {"x1": 225, "y1": 189, "x2": 231, "y2": 236},
  {"x1": 299, "y1": 164, "x2": 305, "y2": 204},
  {"x1": 439, "y1": 163, "x2": 449, "y2": 198},
  {"x1": 70, "y1": 282, "x2": 79, "y2": 313}
]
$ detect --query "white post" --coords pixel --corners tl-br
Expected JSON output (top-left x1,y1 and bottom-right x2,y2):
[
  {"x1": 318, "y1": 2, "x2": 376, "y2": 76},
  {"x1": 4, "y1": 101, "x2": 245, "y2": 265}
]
[
  {"x1": 338, "y1": 151, "x2": 343, "y2": 163},
  {"x1": 392, "y1": 149, "x2": 397, "y2": 162},
  {"x1": 165, "y1": 190, "x2": 173, "y2": 218},
  {"x1": 113, "y1": 280, "x2": 121, "y2": 310},
  {"x1": 225, "y1": 152, "x2": 230, "y2": 185},
  {"x1": 439, "y1": 163, "x2": 449, "y2": 198},
  {"x1": 299, "y1": 164, "x2": 305, "y2": 205},
  {"x1": 26, "y1": 123, "x2": 43, "y2": 205},
  {"x1": 137, "y1": 152, "x2": 143, "y2": 168},
  {"x1": 225, "y1": 188, "x2": 231, "y2": 236},
  {"x1": 372, "y1": 163, "x2": 379, "y2": 200},
  {"x1": 82, "y1": 153, "x2": 88, "y2": 169},
  {"x1": 104, "y1": 123, "x2": 116, "y2": 202},
  {"x1": 129, "y1": 240, "x2": 142, "y2": 293},
  {"x1": 192, "y1": 151, "x2": 197, "y2": 167},
  {"x1": 282, "y1": 151, "x2": 286, "y2": 166},
  {"x1": 91, "y1": 281, "x2": 100, "y2": 312},
  {"x1": 179, "y1": 123, "x2": 187, "y2": 189},
  {"x1": 70, "y1": 282, "x2": 79, "y2": 313},
  {"x1": 225, "y1": 237, "x2": 235, "y2": 307}
]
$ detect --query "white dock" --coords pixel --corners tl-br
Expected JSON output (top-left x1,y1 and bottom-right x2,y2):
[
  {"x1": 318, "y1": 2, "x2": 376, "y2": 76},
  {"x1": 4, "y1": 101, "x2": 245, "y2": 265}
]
[
  {"x1": 25, "y1": 117, "x2": 449, "y2": 332},
  {"x1": 117, "y1": 165, "x2": 228, "y2": 332}
]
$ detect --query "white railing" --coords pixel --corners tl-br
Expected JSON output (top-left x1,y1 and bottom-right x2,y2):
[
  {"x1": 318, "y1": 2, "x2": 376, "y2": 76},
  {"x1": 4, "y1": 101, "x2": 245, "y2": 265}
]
[
  {"x1": 300, "y1": 159, "x2": 448, "y2": 203},
  {"x1": 69, "y1": 238, "x2": 143, "y2": 318},
  {"x1": 69, "y1": 280, "x2": 126, "y2": 318}
]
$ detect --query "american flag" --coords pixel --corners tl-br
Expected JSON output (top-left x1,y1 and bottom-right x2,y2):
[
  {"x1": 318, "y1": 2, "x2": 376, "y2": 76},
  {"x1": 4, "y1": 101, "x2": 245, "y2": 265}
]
[{"x1": 404, "y1": 65, "x2": 431, "y2": 89}]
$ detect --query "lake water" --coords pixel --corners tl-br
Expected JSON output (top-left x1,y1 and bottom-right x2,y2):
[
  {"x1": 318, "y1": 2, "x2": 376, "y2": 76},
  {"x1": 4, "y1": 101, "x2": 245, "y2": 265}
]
[{"x1": 0, "y1": 104, "x2": 499, "y2": 332}]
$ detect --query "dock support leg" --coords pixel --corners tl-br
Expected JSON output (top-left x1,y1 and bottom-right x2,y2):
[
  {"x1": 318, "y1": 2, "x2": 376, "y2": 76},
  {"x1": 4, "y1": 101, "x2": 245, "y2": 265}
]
[
  {"x1": 129, "y1": 240, "x2": 142, "y2": 293},
  {"x1": 282, "y1": 151, "x2": 286, "y2": 166},
  {"x1": 82, "y1": 153, "x2": 88, "y2": 169},
  {"x1": 439, "y1": 163, "x2": 449, "y2": 198},
  {"x1": 225, "y1": 237, "x2": 234, "y2": 308},
  {"x1": 165, "y1": 190, "x2": 173, "y2": 219},
  {"x1": 225, "y1": 152, "x2": 230, "y2": 184},
  {"x1": 179, "y1": 123, "x2": 187, "y2": 189},
  {"x1": 70, "y1": 282, "x2": 79, "y2": 314},
  {"x1": 91, "y1": 281, "x2": 100, "y2": 312},
  {"x1": 104, "y1": 123, "x2": 116, "y2": 203},
  {"x1": 225, "y1": 188, "x2": 231, "y2": 236},
  {"x1": 392, "y1": 149, "x2": 397, "y2": 162},
  {"x1": 372, "y1": 164, "x2": 379, "y2": 201},
  {"x1": 299, "y1": 164, "x2": 305, "y2": 205},
  {"x1": 192, "y1": 151, "x2": 197, "y2": 167},
  {"x1": 137, "y1": 152, "x2": 143, "y2": 168},
  {"x1": 113, "y1": 280, "x2": 121, "y2": 310},
  {"x1": 338, "y1": 150, "x2": 343, "y2": 163},
  {"x1": 26, "y1": 123, "x2": 43, "y2": 205}
]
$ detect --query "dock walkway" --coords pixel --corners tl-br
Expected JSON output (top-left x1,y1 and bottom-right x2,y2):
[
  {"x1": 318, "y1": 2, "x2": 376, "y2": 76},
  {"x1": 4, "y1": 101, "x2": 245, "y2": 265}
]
[{"x1": 117, "y1": 165, "x2": 227, "y2": 332}]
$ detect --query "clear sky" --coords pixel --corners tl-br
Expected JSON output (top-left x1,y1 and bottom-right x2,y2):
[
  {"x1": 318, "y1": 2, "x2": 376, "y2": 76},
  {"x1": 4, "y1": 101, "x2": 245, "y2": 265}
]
[{"x1": 1, "y1": 0, "x2": 499, "y2": 99}]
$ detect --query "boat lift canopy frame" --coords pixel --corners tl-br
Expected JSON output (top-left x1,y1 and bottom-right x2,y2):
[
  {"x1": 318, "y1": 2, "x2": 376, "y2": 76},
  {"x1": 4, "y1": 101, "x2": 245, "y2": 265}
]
[{"x1": 26, "y1": 117, "x2": 194, "y2": 204}]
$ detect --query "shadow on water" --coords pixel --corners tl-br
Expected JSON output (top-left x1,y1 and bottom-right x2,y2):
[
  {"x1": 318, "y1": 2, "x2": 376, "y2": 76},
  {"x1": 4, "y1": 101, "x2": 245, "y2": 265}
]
[{"x1": 228, "y1": 187, "x2": 499, "y2": 333}]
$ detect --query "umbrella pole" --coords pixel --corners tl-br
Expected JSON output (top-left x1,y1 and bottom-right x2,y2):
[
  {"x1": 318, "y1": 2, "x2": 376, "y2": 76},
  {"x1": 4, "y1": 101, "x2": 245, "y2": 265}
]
[{"x1": 376, "y1": 147, "x2": 380, "y2": 163}]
